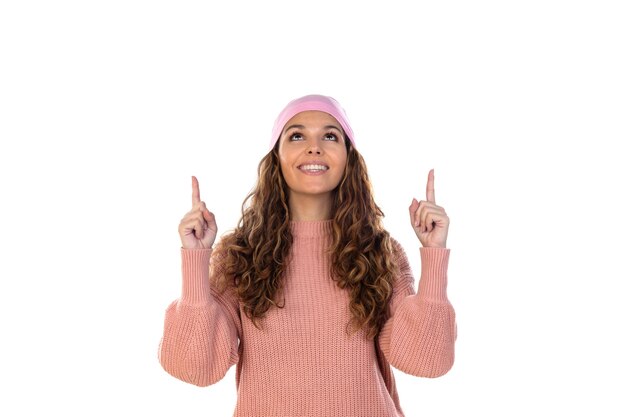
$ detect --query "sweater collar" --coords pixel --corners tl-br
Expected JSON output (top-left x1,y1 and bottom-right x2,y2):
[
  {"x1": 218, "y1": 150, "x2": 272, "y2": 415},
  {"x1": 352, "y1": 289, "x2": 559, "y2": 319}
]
[{"x1": 289, "y1": 219, "x2": 333, "y2": 238}]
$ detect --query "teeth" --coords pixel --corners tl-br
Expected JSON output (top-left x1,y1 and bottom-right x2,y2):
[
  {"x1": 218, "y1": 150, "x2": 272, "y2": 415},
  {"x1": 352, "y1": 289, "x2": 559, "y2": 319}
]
[{"x1": 300, "y1": 164, "x2": 328, "y2": 171}]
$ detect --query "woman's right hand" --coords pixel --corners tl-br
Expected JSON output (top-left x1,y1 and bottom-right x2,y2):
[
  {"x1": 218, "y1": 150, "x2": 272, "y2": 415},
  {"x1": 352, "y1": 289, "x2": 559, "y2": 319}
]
[{"x1": 178, "y1": 176, "x2": 218, "y2": 249}]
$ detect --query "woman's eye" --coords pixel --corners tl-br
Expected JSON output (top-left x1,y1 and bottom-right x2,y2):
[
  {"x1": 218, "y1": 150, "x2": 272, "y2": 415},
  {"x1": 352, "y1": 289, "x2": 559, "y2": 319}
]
[
  {"x1": 290, "y1": 133, "x2": 303, "y2": 141},
  {"x1": 324, "y1": 133, "x2": 338, "y2": 141}
]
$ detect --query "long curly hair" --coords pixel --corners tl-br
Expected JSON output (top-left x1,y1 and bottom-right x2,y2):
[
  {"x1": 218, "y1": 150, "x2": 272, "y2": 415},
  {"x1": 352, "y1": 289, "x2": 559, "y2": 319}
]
[{"x1": 211, "y1": 140, "x2": 397, "y2": 340}]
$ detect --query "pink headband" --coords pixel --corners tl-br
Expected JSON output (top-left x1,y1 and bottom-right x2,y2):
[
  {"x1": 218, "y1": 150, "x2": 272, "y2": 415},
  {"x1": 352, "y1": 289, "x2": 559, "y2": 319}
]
[{"x1": 269, "y1": 94, "x2": 356, "y2": 150}]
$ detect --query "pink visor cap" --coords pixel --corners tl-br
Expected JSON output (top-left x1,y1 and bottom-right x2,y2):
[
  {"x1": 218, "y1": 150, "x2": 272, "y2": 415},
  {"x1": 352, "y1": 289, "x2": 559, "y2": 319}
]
[{"x1": 269, "y1": 94, "x2": 356, "y2": 150}]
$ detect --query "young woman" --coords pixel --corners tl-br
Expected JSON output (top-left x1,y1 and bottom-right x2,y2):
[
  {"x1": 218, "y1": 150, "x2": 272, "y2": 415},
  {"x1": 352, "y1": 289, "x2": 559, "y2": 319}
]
[{"x1": 159, "y1": 94, "x2": 456, "y2": 416}]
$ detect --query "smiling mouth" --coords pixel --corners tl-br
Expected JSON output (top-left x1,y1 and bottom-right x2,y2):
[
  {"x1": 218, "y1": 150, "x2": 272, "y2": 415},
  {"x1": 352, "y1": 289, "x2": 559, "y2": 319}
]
[{"x1": 299, "y1": 164, "x2": 329, "y2": 172}]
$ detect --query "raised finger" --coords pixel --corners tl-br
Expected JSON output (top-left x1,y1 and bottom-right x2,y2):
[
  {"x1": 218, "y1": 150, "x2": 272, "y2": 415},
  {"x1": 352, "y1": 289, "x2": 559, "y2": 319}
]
[
  {"x1": 194, "y1": 201, "x2": 207, "y2": 213},
  {"x1": 426, "y1": 169, "x2": 436, "y2": 203},
  {"x1": 191, "y1": 176, "x2": 201, "y2": 207}
]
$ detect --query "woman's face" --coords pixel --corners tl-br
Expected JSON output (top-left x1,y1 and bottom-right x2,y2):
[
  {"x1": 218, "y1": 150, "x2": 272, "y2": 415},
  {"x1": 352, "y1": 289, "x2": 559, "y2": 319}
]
[{"x1": 278, "y1": 110, "x2": 348, "y2": 201}]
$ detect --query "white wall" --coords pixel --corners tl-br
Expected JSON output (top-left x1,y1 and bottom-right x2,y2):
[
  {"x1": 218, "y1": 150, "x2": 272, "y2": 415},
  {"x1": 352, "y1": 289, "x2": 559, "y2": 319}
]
[{"x1": 1, "y1": 1, "x2": 625, "y2": 415}]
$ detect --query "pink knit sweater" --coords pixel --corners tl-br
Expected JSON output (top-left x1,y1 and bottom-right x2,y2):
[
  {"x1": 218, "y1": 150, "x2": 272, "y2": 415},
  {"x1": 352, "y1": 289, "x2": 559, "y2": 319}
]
[{"x1": 159, "y1": 220, "x2": 456, "y2": 416}]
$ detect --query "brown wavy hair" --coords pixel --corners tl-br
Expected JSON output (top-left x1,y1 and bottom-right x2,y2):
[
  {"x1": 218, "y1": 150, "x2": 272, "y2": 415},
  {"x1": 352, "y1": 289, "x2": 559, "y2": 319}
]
[{"x1": 211, "y1": 139, "x2": 398, "y2": 340}]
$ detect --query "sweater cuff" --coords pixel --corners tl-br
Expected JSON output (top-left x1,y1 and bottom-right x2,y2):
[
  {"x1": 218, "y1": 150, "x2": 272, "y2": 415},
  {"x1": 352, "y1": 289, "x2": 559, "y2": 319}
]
[
  {"x1": 416, "y1": 247, "x2": 450, "y2": 303},
  {"x1": 180, "y1": 247, "x2": 213, "y2": 306}
]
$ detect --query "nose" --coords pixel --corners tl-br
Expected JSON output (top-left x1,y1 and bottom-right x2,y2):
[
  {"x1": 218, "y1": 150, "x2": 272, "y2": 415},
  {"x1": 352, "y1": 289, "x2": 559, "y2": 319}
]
[{"x1": 307, "y1": 139, "x2": 322, "y2": 155}]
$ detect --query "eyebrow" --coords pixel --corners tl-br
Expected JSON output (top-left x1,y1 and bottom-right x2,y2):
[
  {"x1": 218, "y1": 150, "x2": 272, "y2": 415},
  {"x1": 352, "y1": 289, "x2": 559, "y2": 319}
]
[{"x1": 284, "y1": 124, "x2": 342, "y2": 133}]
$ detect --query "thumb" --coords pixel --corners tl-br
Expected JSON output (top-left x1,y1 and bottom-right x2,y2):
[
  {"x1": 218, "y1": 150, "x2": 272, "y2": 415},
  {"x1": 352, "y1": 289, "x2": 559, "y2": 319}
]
[{"x1": 203, "y1": 209, "x2": 215, "y2": 227}]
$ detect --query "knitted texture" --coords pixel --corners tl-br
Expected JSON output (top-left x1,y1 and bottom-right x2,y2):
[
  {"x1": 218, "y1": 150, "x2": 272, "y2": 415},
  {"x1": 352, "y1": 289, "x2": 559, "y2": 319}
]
[{"x1": 159, "y1": 220, "x2": 456, "y2": 416}]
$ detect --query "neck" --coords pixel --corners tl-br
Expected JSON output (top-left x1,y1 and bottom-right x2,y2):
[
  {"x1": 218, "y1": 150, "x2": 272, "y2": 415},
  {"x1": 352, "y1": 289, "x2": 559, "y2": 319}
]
[{"x1": 288, "y1": 193, "x2": 333, "y2": 221}]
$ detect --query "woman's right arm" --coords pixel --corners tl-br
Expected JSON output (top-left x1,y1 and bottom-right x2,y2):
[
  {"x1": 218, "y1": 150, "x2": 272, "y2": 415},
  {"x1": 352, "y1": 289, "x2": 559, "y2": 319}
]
[
  {"x1": 158, "y1": 176, "x2": 241, "y2": 387},
  {"x1": 158, "y1": 247, "x2": 241, "y2": 387}
]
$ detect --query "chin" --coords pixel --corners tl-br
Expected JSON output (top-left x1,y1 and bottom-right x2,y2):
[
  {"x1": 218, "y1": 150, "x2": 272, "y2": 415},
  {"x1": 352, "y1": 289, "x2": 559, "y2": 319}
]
[{"x1": 290, "y1": 187, "x2": 335, "y2": 197}]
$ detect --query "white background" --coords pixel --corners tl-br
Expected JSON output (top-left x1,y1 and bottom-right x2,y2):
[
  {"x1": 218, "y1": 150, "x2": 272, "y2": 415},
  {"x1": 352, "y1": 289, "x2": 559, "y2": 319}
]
[{"x1": 1, "y1": 0, "x2": 625, "y2": 415}]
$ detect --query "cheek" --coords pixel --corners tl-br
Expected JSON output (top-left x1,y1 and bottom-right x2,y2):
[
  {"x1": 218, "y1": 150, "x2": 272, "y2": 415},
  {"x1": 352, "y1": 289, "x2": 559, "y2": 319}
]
[
  {"x1": 277, "y1": 154, "x2": 296, "y2": 185},
  {"x1": 330, "y1": 156, "x2": 348, "y2": 185},
  {"x1": 333, "y1": 151, "x2": 348, "y2": 173},
  {"x1": 340, "y1": 154, "x2": 348, "y2": 170},
  {"x1": 277, "y1": 152, "x2": 290, "y2": 173}
]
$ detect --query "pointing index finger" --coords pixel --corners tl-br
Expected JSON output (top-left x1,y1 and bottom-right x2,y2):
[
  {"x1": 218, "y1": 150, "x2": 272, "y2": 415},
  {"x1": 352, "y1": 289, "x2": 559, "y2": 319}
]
[
  {"x1": 426, "y1": 169, "x2": 436, "y2": 203},
  {"x1": 192, "y1": 175, "x2": 201, "y2": 206}
]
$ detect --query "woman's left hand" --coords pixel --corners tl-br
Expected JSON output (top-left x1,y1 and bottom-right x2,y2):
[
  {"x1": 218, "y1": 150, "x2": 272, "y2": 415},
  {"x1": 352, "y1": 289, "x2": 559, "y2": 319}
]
[{"x1": 409, "y1": 169, "x2": 449, "y2": 248}]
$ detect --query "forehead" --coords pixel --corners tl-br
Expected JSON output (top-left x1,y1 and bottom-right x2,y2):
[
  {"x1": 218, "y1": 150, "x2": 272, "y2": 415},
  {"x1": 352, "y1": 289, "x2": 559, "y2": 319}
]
[{"x1": 283, "y1": 110, "x2": 341, "y2": 128}]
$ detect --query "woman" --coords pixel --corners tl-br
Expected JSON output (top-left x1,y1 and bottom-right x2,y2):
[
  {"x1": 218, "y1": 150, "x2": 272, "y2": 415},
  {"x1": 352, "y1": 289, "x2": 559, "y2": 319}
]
[{"x1": 158, "y1": 94, "x2": 456, "y2": 416}]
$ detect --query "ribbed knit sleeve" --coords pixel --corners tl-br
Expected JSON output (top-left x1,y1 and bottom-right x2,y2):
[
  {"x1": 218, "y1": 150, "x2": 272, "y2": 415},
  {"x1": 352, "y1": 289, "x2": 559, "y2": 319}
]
[
  {"x1": 377, "y1": 240, "x2": 456, "y2": 378},
  {"x1": 158, "y1": 248, "x2": 241, "y2": 387}
]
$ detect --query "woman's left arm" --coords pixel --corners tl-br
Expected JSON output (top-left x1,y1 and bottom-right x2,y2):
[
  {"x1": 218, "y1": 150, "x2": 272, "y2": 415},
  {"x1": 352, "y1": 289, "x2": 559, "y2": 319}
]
[
  {"x1": 377, "y1": 168, "x2": 456, "y2": 377},
  {"x1": 377, "y1": 244, "x2": 456, "y2": 378}
]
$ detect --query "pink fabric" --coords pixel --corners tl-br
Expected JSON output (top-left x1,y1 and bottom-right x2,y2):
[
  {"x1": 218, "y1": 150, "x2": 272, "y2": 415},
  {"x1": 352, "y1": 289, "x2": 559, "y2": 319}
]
[
  {"x1": 269, "y1": 94, "x2": 357, "y2": 150},
  {"x1": 159, "y1": 220, "x2": 456, "y2": 417}
]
